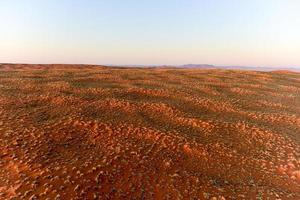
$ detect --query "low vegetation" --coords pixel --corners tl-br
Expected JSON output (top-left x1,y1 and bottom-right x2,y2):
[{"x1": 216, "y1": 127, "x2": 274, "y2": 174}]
[{"x1": 0, "y1": 64, "x2": 299, "y2": 199}]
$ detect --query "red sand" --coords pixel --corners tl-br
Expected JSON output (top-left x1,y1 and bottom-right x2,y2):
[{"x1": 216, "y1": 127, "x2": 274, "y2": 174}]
[{"x1": 0, "y1": 64, "x2": 299, "y2": 199}]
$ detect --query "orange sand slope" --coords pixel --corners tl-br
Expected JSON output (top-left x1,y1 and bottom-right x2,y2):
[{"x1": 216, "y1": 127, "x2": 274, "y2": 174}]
[{"x1": 0, "y1": 64, "x2": 299, "y2": 199}]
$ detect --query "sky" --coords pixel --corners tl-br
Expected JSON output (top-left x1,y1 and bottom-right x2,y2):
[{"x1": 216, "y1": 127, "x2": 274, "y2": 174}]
[{"x1": 0, "y1": 0, "x2": 300, "y2": 67}]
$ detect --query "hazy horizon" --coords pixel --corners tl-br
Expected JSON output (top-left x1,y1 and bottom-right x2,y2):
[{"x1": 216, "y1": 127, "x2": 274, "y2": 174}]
[{"x1": 1, "y1": 0, "x2": 300, "y2": 67}]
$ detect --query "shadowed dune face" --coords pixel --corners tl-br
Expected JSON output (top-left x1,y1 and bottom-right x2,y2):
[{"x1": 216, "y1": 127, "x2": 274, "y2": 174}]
[{"x1": 0, "y1": 64, "x2": 299, "y2": 199}]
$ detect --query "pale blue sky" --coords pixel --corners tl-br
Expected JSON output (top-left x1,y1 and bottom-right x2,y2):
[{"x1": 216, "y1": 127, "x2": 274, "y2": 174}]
[{"x1": 1, "y1": 0, "x2": 300, "y2": 67}]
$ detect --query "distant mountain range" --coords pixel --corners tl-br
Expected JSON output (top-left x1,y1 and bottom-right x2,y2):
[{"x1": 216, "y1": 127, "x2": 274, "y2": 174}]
[
  {"x1": 117, "y1": 64, "x2": 300, "y2": 72},
  {"x1": 176, "y1": 64, "x2": 300, "y2": 72},
  {"x1": 178, "y1": 64, "x2": 216, "y2": 69}
]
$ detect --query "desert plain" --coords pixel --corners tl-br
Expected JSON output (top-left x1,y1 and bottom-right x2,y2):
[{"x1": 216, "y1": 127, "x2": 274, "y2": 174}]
[{"x1": 0, "y1": 64, "x2": 299, "y2": 199}]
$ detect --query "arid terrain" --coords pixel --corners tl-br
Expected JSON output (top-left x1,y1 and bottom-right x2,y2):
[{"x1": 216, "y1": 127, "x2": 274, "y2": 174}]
[{"x1": 0, "y1": 64, "x2": 299, "y2": 200}]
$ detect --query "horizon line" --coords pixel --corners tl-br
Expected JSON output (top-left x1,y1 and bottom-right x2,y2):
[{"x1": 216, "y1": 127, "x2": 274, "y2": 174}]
[{"x1": 1, "y1": 62, "x2": 300, "y2": 69}]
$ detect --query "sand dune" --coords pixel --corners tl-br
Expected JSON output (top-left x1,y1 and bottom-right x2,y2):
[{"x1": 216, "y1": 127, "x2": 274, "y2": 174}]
[{"x1": 0, "y1": 64, "x2": 299, "y2": 199}]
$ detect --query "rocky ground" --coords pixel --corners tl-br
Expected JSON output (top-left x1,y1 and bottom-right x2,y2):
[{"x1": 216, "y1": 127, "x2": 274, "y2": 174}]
[{"x1": 0, "y1": 64, "x2": 299, "y2": 199}]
